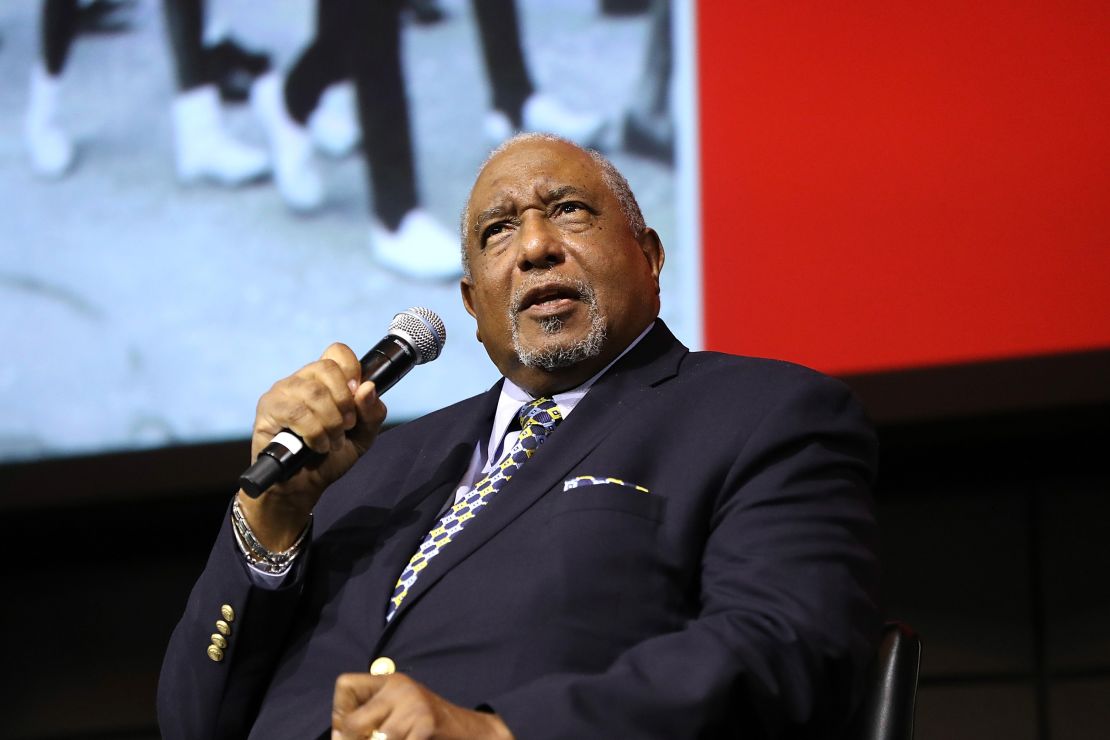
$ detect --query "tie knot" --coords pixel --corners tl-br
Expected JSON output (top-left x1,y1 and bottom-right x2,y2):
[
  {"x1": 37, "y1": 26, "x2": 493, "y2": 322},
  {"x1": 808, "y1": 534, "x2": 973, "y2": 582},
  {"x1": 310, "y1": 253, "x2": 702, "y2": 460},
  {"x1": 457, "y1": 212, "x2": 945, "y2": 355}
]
[{"x1": 519, "y1": 397, "x2": 562, "y2": 435}]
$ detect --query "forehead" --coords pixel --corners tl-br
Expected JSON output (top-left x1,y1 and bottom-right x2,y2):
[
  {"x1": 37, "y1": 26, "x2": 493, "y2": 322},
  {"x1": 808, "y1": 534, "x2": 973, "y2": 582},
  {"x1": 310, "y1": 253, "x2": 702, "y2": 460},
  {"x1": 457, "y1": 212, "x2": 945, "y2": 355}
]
[{"x1": 468, "y1": 140, "x2": 607, "y2": 212}]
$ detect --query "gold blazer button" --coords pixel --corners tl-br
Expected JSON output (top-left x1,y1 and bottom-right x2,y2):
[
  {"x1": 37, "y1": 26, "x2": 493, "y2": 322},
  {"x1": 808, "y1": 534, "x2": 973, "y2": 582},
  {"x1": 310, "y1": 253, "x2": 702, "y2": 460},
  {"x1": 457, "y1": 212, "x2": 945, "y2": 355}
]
[
  {"x1": 207, "y1": 645, "x2": 225, "y2": 662},
  {"x1": 215, "y1": 620, "x2": 232, "y2": 636},
  {"x1": 220, "y1": 604, "x2": 236, "y2": 622}
]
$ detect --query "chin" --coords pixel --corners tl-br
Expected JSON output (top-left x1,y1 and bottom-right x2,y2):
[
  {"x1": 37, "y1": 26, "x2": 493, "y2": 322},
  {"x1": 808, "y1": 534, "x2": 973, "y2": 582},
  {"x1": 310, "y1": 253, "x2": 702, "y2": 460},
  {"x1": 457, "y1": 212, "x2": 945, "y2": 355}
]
[{"x1": 513, "y1": 322, "x2": 607, "y2": 371}]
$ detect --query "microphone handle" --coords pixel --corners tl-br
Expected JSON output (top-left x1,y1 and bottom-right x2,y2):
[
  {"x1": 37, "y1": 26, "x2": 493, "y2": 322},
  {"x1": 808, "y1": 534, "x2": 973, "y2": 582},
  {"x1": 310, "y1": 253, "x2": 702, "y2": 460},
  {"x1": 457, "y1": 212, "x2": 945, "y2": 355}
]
[
  {"x1": 238, "y1": 336, "x2": 417, "y2": 497},
  {"x1": 358, "y1": 335, "x2": 416, "y2": 396}
]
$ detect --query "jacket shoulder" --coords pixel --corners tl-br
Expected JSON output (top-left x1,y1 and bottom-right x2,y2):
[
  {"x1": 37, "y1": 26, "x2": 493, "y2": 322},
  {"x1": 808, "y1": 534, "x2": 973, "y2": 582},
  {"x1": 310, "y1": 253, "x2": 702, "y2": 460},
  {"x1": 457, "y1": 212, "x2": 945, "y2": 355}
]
[
  {"x1": 679, "y1": 350, "x2": 853, "y2": 396},
  {"x1": 671, "y1": 351, "x2": 872, "y2": 436}
]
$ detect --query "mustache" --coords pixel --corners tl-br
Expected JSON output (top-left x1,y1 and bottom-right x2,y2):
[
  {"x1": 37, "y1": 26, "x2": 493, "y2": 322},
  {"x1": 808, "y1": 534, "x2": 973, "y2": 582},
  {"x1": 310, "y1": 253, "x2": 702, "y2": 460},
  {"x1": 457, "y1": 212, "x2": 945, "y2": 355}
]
[{"x1": 509, "y1": 275, "x2": 597, "y2": 314}]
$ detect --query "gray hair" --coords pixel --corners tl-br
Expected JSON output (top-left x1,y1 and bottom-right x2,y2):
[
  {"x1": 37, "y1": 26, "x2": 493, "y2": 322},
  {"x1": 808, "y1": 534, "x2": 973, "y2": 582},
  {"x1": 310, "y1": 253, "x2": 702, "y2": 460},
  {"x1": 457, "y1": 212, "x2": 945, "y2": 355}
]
[{"x1": 460, "y1": 133, "x2": 647, "y2": 278}]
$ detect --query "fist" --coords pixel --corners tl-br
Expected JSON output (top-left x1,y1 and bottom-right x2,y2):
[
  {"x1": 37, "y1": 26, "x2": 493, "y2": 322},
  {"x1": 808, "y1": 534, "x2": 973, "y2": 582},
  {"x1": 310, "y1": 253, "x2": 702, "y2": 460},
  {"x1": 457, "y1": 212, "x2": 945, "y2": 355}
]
[
  {"x1": 332, "y1": 672, "x2": 513, "y2": 740},
  {"x1": 237, "y1": 343, "x2": 387, "y2": 549}
]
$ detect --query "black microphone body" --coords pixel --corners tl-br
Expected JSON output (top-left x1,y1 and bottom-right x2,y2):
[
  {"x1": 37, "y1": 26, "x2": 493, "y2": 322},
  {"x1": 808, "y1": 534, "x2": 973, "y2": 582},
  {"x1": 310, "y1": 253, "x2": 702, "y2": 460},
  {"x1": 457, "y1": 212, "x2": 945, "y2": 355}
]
[
  {"x1": 358, "y1": 333, "x2": 419, "y2": 396},
  {"x1": 238, "y1": 308, "x2": 445, "y2": 497}
]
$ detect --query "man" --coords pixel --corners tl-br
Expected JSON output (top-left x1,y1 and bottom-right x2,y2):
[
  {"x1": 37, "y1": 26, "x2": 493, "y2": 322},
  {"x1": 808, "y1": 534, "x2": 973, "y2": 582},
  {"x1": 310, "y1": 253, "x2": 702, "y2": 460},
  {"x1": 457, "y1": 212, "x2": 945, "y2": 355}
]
[{"x1": 158, "y1": 134, "x2": 880, "y2": 739}]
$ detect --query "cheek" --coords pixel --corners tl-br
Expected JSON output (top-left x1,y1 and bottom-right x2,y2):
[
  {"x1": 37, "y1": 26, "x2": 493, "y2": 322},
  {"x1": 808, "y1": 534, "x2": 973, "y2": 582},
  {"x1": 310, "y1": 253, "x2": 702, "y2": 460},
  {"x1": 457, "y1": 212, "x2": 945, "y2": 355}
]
[
  {"x1": 584, "y1": 254, "x2": 631, "y2": 295},
  {"x1": 470, "y1": 285, "x2": 512, "y2": 331},
  {"x1": 589, "y1": 260, "x2": 652, "y2": 318}
]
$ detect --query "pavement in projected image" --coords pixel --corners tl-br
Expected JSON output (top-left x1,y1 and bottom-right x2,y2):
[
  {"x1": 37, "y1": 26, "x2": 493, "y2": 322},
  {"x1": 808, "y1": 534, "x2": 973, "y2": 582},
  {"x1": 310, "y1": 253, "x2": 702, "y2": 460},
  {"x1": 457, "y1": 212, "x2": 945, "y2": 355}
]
[{"x1": 0, "y1": 0, "x2": 697, "y2": 463}]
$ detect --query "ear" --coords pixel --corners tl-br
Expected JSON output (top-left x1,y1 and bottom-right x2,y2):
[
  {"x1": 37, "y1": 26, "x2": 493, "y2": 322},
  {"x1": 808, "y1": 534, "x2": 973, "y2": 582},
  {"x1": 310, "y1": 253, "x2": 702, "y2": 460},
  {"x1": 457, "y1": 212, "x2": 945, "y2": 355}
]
[
  {"x1": 637, "y1": 227, "x2": 666, "y2": 292},
  {"x1": 459, "y1": 277, "x2": 483, "y2": 344}
]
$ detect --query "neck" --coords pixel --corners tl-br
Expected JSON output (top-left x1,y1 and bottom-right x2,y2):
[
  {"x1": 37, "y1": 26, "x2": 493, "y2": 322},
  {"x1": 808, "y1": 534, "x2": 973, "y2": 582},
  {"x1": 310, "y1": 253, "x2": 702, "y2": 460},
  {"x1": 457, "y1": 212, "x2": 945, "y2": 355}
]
[{"x1": 511, "y1": 364, "x2": 604, "y2": 398}]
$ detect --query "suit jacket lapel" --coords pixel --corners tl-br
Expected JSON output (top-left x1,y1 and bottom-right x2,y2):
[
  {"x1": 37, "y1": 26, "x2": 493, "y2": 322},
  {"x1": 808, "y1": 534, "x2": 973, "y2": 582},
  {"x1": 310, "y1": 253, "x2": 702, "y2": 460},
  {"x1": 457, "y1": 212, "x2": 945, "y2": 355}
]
[{"x1": 380, "y1": 322, "x2": 687, "y2": 631}]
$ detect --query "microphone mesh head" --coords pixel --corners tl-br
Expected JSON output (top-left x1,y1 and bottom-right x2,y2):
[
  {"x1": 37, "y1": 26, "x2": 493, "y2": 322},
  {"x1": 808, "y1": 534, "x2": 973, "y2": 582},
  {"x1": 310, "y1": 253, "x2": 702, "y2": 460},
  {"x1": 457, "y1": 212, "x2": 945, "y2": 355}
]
[{"x1": 389, "y1": 307, "x2": 446, "y2": 364}]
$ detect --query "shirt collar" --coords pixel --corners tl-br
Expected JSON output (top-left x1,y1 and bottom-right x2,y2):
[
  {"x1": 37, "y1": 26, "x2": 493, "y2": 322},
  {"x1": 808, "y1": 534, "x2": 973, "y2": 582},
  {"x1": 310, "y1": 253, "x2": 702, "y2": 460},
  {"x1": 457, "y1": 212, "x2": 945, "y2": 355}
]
[{"x1": 487, "y1": 321, "x2": 655, "y2": 461}]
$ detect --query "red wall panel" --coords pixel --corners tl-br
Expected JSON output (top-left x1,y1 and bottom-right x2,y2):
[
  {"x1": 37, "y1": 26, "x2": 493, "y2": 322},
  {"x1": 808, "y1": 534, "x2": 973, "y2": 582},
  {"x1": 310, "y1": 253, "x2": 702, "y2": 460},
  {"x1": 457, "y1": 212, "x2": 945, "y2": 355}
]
[{"x1": 698, "y1": 1, "x2": 1110, "y2": 374}]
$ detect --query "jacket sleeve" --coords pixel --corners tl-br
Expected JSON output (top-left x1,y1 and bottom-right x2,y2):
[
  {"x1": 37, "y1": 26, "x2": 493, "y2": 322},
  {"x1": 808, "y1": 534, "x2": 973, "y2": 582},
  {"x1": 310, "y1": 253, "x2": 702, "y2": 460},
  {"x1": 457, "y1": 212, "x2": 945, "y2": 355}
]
[
  {"x1": 487, "y1": 373, "x2": 881, "y2": 738},
  {"x1": 157, "y1": 506, "x2": 308, "y2": 740}
]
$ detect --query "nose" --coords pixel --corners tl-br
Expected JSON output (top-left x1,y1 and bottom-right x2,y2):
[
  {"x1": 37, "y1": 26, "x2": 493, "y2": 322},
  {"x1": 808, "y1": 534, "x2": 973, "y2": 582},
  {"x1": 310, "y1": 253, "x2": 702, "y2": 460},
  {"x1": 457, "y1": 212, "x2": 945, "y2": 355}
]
[{"x1": 516, "y1": 210, "x2": 565, "y2": 271}]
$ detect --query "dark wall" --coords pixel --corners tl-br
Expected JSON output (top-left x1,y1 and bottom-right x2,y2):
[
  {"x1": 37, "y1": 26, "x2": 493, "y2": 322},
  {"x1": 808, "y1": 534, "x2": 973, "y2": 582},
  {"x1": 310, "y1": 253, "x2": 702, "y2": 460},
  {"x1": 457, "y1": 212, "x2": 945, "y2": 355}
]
[
  {"x1": 3, "y1": 404, "x2": 1108, "y2": 739},
  {"x1": 878, "y1": 405, "x2": 1110, "y2": 739}
]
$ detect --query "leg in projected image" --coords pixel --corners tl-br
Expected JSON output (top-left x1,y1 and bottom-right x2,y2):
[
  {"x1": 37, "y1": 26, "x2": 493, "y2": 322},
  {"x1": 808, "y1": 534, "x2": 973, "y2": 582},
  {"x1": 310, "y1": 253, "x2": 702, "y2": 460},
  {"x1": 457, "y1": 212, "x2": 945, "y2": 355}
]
[
  {"x1": 163, "y1": 0, "x2": 270, "y2": 186},
  {"x1": 25, "y1": 0, "x2": 79, "y2": 178},
  {"x1": 24, "y1": 0, "x2": 272, "y2": 185},
  {"x1": 473, "y1": 0, "x2": 606, "y2": 148},
  {"x1": 252, "y1": 0, "x2": 461, "y2": 281}
]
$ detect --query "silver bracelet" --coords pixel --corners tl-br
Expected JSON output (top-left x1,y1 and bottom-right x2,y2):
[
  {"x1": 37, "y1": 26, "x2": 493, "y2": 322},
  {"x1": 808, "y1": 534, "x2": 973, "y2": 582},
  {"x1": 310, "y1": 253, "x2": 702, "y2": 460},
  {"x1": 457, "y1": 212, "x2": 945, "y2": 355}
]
[{"x1": 231, "y1": 497, "x2": 311, "y2": 575}]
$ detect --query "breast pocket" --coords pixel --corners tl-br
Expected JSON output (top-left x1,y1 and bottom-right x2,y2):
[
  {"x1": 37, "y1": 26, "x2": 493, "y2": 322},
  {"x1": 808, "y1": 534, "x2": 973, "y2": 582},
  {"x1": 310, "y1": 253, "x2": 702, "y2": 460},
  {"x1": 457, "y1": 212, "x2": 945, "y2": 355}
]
[
  {"x1": 551, "y1": 482, "x2": 666, "y2": 521},
  {"x1": 543, "y1": 486, "x2": 671, "y2": 652}
]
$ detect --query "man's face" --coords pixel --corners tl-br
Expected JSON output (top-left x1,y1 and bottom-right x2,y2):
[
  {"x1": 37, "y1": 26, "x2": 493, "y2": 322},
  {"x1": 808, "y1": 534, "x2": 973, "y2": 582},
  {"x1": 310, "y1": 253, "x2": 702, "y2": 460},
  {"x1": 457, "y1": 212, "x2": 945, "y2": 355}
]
[{"x1": 460, "y1": 139, "x2": 664, "y2": 395}]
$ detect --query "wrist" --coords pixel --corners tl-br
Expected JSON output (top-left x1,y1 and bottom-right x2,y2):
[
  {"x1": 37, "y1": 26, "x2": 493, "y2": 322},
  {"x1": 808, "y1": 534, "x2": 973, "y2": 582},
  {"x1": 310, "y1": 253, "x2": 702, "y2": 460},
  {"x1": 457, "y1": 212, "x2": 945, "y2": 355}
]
[
  {"x1": 235, "y1": 490, "x2": 312, "y2": 551},
  {"x1": 231, "y1": 495, "x2": 310, "y2": 575},
  {"x1": 236, "y1": 492, "x2": 310, "y2": 550}
]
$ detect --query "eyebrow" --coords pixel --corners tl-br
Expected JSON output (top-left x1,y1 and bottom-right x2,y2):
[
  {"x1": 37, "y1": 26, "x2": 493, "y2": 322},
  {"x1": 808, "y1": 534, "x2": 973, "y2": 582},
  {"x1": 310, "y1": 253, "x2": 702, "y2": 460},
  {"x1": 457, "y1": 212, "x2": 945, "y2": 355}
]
[
  {"x1": 473, "y1": 205, "x2": 511, "y2": 234},
  {"x1": 544, "y1": 185, "x2": 588, "y2": 202},
  {"x1": 471, "y1": 186, "x2": 593, "y2": 235}
]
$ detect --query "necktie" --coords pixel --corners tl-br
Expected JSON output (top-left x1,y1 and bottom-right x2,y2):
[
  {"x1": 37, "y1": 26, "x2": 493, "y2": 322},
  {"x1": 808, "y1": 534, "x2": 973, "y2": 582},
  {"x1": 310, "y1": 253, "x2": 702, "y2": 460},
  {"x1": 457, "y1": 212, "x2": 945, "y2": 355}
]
[{"x1": 385, "y1": 397, "x2": 563, "y2": 622}]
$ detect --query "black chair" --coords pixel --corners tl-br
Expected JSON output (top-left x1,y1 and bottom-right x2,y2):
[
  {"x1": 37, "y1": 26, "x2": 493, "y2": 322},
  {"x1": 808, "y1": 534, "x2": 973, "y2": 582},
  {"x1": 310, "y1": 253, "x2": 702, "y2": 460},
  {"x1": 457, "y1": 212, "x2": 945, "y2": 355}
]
[{"x1": 845, "y1": 621, "x2": 922, "y2": 740}]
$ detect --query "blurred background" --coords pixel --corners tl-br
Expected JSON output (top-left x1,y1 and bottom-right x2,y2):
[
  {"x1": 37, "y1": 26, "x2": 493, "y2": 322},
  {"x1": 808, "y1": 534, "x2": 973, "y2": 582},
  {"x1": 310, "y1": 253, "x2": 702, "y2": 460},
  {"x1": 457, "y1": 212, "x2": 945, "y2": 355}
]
[
  {"x1": 2, "y1": 1, "x2": 1109, "y2": 738},
  {"x1": 0, "y1": 0, "x2": 698, "y2": 464}
]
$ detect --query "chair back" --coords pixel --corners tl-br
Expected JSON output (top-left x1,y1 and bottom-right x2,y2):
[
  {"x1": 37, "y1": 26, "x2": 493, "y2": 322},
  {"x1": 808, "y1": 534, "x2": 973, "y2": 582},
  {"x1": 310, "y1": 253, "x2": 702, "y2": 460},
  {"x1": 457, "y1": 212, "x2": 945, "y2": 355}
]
[{"x1": 845, "y1": 621, "x2": 922, "y2": 740}]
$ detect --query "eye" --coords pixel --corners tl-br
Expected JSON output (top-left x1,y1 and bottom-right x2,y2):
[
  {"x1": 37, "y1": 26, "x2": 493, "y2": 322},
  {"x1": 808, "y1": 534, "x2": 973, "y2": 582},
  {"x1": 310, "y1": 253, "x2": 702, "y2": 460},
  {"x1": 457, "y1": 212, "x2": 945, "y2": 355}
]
[
  {"x1": 554, "y1": 201, "x2": 594, "y2": 220},
  {"x1": 481, "y1": 222, "x2": 507, "y2": 245}
]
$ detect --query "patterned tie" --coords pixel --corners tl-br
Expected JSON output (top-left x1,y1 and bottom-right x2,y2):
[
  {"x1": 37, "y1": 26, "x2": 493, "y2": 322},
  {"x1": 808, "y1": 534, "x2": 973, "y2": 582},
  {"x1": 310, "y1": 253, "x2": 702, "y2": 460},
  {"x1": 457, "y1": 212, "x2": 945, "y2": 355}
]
[{"x1": 385, "y1": 397, "x2": 563, "y2": 622}]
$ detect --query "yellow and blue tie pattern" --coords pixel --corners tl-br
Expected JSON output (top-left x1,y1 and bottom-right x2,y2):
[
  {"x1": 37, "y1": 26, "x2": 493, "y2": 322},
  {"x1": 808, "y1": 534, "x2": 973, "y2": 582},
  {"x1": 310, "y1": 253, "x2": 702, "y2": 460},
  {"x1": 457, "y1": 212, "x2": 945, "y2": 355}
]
[{"x1": 385, "y1": 397, "x2": 563, "y2": 623}]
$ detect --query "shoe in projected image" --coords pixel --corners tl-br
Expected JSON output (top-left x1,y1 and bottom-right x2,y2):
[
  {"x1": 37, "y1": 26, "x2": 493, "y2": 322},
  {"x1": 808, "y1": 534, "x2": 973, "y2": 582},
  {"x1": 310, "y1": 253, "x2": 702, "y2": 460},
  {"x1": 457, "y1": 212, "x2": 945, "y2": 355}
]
[
  {"x1": 25, "y1": 65, "x2": 75, "y2": 178},
  {"x1": 252, "y1": 73, "x2": 325, "y2": 212},
  {"x1": 523, "y1": 94, "x2": 605, "y2": 145},
  {"x1": 310, "y1": 83, "x2": 360, "y2": 158},
  {"x1": 484, "y1": 93, "x2": 605, "y2": 147},
  {"x1": 370, "y1": 210, "x2": 463, "y2": 281},
  {"x1": 173, "y1": 84, "x2": 269, "y2": 186}
]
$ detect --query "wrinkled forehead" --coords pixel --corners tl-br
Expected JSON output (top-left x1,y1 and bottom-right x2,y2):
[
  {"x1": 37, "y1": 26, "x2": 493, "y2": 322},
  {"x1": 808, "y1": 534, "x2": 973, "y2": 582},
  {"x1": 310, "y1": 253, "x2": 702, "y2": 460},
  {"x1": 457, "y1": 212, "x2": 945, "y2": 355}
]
[{"x1": 466, "y1": 141, "x2": 606, "y2": 219}]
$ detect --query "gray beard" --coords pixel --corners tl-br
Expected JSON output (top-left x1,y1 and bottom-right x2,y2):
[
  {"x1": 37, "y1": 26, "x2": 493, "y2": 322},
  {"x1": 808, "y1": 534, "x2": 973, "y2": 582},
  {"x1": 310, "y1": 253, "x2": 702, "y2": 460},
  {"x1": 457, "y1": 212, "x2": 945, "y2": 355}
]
[{"x1": 510, "y1": 278, "x2": 607, "y2": 371}]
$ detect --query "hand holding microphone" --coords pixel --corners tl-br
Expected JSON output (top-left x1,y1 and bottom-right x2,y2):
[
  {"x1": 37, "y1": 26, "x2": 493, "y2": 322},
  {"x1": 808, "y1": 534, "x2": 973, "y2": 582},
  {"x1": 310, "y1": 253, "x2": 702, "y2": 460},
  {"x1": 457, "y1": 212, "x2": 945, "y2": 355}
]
[{"x1": 235, "y1": 308, "x2": 445, "y2": 550}]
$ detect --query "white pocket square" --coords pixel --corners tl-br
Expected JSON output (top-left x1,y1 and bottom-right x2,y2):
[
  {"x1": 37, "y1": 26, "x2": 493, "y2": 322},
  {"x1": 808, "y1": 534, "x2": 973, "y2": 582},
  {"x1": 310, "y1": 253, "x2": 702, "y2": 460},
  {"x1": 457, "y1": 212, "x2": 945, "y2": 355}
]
[{"x1": 562, "y1": 475, "x2": 650, "y2": 493}]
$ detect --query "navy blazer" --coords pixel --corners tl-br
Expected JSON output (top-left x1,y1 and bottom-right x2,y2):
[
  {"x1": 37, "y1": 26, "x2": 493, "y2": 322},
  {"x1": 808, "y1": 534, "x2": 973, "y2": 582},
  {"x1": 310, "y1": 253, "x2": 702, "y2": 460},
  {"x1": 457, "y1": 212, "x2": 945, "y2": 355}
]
[{"x1": 158, "y1": 322, "x2": 880, "y2": 739}]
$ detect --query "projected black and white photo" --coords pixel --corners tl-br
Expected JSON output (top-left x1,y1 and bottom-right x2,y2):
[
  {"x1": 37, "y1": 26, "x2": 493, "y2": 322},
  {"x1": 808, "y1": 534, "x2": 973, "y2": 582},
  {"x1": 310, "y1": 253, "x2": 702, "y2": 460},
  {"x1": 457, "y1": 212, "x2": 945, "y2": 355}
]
[{"x1": 0, "y1": 0, "x2": 700, "y2": 463}]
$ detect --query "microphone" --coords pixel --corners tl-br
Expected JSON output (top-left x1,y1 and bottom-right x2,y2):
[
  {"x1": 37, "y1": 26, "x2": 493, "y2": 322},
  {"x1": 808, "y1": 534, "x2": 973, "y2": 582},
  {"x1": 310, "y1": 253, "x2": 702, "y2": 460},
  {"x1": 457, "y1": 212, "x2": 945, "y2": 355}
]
[{"x1": 238, "y1": 307, "x2": 446, "y2": 497}]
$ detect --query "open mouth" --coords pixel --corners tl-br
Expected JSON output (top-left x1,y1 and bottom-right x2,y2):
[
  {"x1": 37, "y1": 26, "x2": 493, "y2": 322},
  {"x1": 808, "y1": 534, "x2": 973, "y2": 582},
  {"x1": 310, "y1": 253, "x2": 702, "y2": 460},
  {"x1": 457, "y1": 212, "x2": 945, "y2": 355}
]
[{"x1": 515, "y1": 282, "x2": 583, "y2": 315}]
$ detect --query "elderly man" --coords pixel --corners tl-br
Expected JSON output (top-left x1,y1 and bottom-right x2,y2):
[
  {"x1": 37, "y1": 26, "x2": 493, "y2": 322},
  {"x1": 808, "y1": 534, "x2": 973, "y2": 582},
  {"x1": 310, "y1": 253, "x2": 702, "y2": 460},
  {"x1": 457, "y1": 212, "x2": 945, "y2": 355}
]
[{"x1": 158, "y1": 134, "x2": 880, "y2": 739}]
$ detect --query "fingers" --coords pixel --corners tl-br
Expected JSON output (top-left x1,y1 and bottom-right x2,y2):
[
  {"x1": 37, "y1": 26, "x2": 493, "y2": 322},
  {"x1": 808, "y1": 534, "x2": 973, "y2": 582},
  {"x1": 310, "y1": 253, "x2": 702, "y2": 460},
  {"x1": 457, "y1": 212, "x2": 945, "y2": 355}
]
[
  {"x1": 320, "y1": 342, "x2": 363, "y2": 388},
  {"x1": 324, "y1": 341, "x2": 388, "y2": 452},
  {"x1": 332, "y1": 673, "x2": 507, "y2": 740},
  {"x1": 267, "y1": 369, "x2": 349, "y2": 454},
  {"x1": 349, "y1": 381, "x2": 387, "y2": 450},
  {"x1": 332, "y1": 673, "x2": 391, "y2": 739},
  {"x1": 306, "y1": 343, "x2": 364, "y2": 448},
  {"x1": 256, "y1": 344, "x2": 361, "y2": 455},
  {"x1": 333, "y1": 673, "x2": 437, "y2": 740}
]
